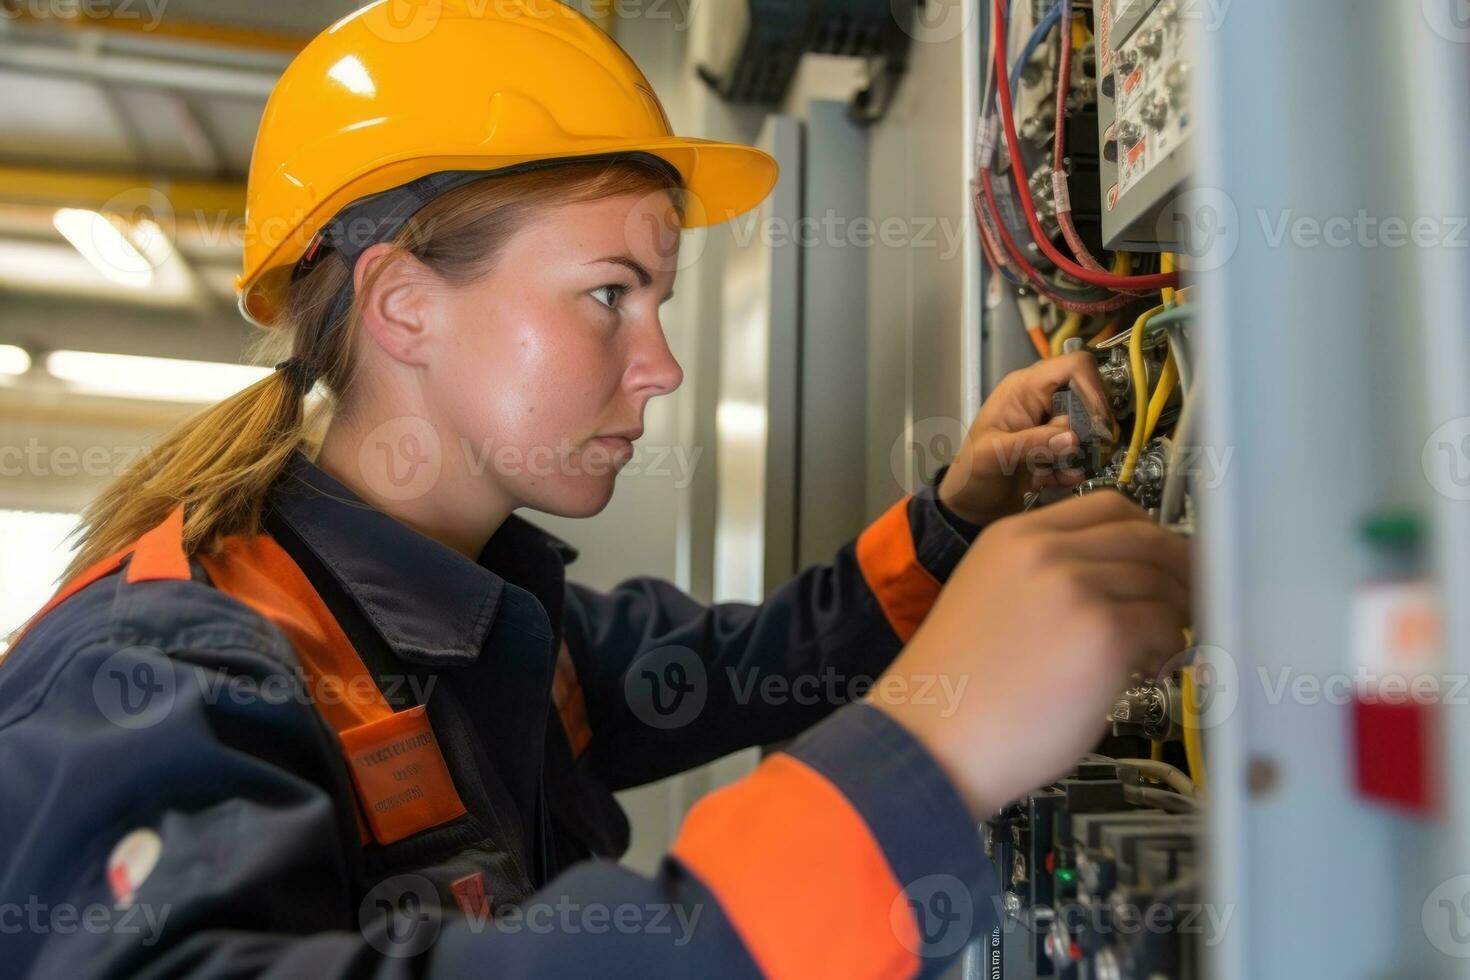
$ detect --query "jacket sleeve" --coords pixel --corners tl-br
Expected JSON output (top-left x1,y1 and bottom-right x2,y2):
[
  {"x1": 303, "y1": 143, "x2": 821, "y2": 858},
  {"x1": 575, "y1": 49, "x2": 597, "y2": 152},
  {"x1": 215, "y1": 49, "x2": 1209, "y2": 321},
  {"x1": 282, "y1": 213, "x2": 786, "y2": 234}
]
[
  {"x1": 562, "y1": 465, "x2": 986, "y2": 791},
  {"x1": 0, "y1": 578, "x2": 993, "y2": 979}
]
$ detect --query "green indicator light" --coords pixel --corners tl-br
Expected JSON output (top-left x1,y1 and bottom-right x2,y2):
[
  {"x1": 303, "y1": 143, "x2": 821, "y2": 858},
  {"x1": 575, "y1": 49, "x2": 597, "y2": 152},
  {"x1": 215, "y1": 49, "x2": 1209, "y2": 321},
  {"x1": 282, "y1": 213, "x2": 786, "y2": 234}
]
[{"x1": 1056, "y1": 868, "x2": 1076, "y2": 884}]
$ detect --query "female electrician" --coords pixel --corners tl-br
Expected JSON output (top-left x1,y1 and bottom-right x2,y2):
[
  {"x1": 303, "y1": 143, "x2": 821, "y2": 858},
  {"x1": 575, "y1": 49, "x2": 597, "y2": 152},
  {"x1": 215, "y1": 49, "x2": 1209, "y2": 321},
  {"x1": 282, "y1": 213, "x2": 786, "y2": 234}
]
[{"x1": 0, "y1": 2, "x2": 1190, "y2": 977}]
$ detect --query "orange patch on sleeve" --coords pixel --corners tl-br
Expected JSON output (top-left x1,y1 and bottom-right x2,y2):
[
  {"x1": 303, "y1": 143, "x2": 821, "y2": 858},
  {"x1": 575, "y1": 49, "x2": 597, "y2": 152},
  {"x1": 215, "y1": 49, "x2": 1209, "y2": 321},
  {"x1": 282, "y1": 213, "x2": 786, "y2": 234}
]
[
  {"x1": 856, "y1": 497, "x2": 942, "y2": 644},
  {"x1": 671, "y1": 753, "x2": 919, "y2": 979}
]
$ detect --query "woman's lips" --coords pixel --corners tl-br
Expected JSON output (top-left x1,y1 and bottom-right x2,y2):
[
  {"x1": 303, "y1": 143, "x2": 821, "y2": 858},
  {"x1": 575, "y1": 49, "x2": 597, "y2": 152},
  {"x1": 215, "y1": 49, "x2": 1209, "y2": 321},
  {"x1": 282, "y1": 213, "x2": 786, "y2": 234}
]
[{"x1": 590, "y1": 435, "x2": 634, "y2": 459}]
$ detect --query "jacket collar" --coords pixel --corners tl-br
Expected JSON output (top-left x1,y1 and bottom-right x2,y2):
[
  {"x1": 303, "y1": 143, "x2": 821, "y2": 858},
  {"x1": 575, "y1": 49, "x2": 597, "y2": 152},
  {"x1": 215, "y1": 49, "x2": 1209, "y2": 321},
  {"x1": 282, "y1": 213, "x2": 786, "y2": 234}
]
[{"x1": 265, "y1": 450, "x2": 578, "y2": 665}]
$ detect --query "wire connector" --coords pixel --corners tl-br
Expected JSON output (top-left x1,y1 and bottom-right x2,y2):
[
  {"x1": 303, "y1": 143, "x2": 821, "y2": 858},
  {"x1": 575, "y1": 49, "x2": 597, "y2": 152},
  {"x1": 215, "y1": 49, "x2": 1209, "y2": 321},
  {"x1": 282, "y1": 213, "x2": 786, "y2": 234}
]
[
  {"x1": 978, "y1": 117, "x2": 998, "y2": 170},
  {"x1": 1052, "y1": 170, "x2": 1072, "y2": 214}
]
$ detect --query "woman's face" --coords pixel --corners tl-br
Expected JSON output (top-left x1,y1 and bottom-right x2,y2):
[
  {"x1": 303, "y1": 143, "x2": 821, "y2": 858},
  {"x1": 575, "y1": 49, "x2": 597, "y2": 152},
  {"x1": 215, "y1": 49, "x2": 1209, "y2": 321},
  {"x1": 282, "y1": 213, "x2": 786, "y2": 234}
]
[{"x1": 425, "y1": 189, "x2": 684, "y2": 519}]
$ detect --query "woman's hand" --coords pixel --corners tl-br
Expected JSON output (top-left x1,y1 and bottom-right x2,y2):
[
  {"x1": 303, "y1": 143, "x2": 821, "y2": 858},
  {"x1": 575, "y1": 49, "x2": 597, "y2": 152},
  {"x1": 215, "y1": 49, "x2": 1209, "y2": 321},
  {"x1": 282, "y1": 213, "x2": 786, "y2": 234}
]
[
  {"x1": 937, "y1": 352, "x2": 1117, "y2": 527},
  {"x1": 866, "y1": 491, "x2": 1192, "y2": 817}
]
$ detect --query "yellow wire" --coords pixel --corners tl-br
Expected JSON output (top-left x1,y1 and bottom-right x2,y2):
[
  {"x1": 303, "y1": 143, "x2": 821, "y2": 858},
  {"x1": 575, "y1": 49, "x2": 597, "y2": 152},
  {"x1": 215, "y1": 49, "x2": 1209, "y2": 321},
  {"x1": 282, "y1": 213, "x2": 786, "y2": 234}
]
[
  {"x1": 1161, "y1": 252, "x2": 1177, "y2": 307},
  {"x1": 1050, "y1": 312, "x2": 1085, "y2": 357},
  {"x1": 1150, "y1": 740, "x2": 1164, "y2": 762},
  {"x1": 1119, "y1": 304, "x2": 1168, "y2": 485},
  {"x1": 1181, "y1": 666, "x2": 1208, "y2": 791},
  {"x1": 1143, "y1": 347, "x2": 1177, "y2": 440}
]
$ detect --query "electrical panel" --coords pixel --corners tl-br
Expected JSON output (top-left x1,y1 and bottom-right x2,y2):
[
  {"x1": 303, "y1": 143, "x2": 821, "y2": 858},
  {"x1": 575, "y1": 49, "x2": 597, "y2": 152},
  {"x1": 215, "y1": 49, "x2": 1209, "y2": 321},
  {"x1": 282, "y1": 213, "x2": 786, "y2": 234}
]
[
  {"x1": 985, "y1": 760, "x2": 1203, "y2": 980},
  {"x1": 973, "y1": 2, "x2": 1205, "y2": 976},
  {"x1": 1096, "y1": 0, "x2": 1194, "y2": 249}
]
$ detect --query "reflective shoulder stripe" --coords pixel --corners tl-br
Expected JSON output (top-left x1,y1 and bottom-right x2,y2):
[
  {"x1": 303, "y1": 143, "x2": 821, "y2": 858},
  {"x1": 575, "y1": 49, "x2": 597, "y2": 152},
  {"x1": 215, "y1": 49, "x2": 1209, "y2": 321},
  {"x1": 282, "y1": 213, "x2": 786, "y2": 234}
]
[
  {"x1": 551, "y1": 639, "x2": 591, "y2": 758},
  {"x1": 199, "y1": 534, "x2": 394, "y2": 733},
  {"x1": 855, "y1": 495, "x2": 941, "y2": 644},
  {"x1": 200, "y1": 534, "x2": 467, "y2": 845},
  {"x1": 125, "y1": 504, "x2": 191, "y2": 583},
  {"x1": 671, "y1": 752, "x2": 919, "y2": 979}
]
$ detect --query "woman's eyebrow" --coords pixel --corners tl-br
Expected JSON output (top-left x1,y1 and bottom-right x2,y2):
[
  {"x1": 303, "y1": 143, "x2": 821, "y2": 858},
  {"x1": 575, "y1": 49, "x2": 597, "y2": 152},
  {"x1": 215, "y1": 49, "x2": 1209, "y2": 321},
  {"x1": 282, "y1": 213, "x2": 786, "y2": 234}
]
[{"x1": 587, "y1": 255, "x2": 652, "y2": 287}]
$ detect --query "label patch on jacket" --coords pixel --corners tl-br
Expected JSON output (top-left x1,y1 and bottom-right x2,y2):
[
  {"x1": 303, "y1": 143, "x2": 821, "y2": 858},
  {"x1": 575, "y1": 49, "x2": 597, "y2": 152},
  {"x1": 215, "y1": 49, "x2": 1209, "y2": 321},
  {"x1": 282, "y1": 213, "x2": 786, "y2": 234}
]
[{"x1": 339, "y1": 704, "x2": 467, "y2": 846}]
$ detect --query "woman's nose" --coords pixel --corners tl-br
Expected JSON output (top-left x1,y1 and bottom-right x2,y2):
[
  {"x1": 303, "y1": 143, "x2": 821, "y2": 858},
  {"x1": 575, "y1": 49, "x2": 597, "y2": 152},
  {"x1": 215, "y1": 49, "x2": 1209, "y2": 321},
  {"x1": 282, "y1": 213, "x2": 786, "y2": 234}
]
[{"x1": 630, "y1": 321, "x2": 684, "y2": 398}]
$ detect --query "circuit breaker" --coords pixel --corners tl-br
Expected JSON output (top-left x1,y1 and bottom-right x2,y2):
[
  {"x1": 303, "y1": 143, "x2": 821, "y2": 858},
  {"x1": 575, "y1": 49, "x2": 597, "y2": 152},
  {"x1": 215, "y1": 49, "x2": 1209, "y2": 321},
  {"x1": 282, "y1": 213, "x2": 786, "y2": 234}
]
[{"x1": 1095, "y1": 0, "x2": 1194, "y2": 250}]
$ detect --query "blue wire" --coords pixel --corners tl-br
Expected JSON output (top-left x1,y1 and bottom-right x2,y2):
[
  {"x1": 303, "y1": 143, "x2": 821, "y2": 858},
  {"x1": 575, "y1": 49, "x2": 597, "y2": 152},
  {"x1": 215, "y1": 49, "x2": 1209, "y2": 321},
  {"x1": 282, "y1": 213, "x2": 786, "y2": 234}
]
[{"x1": 1009, "y1": 0, "x2": 1065, "y2": 109}]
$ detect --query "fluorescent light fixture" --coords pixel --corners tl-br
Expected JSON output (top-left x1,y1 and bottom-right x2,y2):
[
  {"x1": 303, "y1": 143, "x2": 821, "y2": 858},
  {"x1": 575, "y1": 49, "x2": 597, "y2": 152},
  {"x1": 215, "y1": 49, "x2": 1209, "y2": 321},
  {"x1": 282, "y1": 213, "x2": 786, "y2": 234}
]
[
  {"x1": 46, "y1": 350, "x2": 272, "y2": 404},
  {"x1": 0, "y1": 344, "x2": 30, "y2": 376},
  {"x1": 52, "y1": 208, "x2": 157, "y2": 289}
]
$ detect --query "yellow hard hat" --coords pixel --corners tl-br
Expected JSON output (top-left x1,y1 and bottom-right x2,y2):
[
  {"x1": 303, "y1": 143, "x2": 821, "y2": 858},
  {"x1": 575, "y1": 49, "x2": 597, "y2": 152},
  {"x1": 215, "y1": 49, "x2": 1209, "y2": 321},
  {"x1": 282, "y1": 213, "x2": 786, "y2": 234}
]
[{"x1": 236, "y1": 0, "x2": 779, "y2": 327}]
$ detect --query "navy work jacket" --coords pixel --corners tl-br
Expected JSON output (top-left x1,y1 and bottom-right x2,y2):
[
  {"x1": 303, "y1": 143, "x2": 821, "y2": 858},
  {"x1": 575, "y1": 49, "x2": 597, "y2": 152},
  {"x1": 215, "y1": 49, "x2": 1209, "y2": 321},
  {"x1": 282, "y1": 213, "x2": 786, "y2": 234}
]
[{"x1": 0, "y1": 450, "x2": 996, "y2": 978}]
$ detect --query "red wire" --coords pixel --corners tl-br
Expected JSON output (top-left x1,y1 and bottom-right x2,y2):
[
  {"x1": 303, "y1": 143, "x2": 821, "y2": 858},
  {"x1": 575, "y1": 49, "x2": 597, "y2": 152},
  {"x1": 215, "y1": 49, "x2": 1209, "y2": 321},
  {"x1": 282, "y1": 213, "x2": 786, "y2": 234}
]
[
  {"x1": 974, "y1": 174, "x2": 1134, "y2": 315},
  {"x1": 991, "y1": 0, "x2": 1179, "y2": 292},
  {"x1": 1050, "y1": 1, "x2": 1112, "y2": 275}
]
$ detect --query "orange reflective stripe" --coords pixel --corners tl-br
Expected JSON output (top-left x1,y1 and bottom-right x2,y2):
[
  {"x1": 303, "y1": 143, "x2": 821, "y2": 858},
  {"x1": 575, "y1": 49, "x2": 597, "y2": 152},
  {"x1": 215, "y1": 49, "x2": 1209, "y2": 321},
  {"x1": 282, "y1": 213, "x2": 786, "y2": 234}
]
[
  {"x1": 552, "y1": 639, "x2": 591, "y2": 758},
  {"x1": 18, "y1": 507, "x2": 469, "y2": 847},
  {"x1": 198, "y1": 535, "x2": 393, "y2": 733},
  {"x1": 856, "y1": 496, "x2": 941, "y2": 644},
  {"x1": 198, "y1": 533, "x2": 467, "y2": 845},
  {"x1": 671, "y1": 753, "x2": 919, "y2": 979},
  {"x1": 126, "y1": 504, "x2": 191, "y2": 583}
]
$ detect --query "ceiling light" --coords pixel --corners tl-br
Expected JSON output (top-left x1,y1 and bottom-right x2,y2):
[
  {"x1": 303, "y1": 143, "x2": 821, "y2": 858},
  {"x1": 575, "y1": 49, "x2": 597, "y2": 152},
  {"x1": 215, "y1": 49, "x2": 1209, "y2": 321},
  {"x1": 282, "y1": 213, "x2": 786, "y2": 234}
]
[
  {"x1": 45, "y1": 350, "x2": 272, "y2": 404},
  {"x1": 0, "y1": 344, "x2": 31, "y2": 376},
  {"x1": 52, "y1": 208, "x2": 156, "y2": 289}
]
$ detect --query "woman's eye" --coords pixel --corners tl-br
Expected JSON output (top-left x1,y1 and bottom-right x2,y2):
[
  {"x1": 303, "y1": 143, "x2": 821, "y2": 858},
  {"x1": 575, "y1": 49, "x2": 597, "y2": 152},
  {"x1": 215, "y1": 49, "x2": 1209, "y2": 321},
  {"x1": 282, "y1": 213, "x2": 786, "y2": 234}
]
[{"x1": 592, "y1": 284, "x2": 627, "y2": 310}]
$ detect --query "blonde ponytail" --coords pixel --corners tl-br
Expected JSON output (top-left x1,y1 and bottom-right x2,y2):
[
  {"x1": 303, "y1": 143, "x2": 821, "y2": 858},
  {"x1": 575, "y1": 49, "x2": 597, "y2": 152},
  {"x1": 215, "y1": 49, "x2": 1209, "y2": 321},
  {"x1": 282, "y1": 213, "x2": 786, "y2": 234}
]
[{"x1": 61, "y1": 157, "x2": 682, "y2": 582}]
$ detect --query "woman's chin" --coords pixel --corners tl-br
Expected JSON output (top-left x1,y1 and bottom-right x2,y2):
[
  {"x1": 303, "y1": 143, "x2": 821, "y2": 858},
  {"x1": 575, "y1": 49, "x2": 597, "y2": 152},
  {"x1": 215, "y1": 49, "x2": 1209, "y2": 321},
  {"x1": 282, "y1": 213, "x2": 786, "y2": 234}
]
[{"x1": 527, "y1": 474, "x2": 617, "y2": 519}]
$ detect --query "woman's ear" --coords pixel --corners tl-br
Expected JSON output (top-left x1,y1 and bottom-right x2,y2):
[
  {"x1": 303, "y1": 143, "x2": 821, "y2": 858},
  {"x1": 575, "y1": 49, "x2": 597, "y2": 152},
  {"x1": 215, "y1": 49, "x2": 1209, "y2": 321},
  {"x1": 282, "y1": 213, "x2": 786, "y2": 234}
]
[{"x1": 353, "y1": 243, "x2": 441, "y2": 367}]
